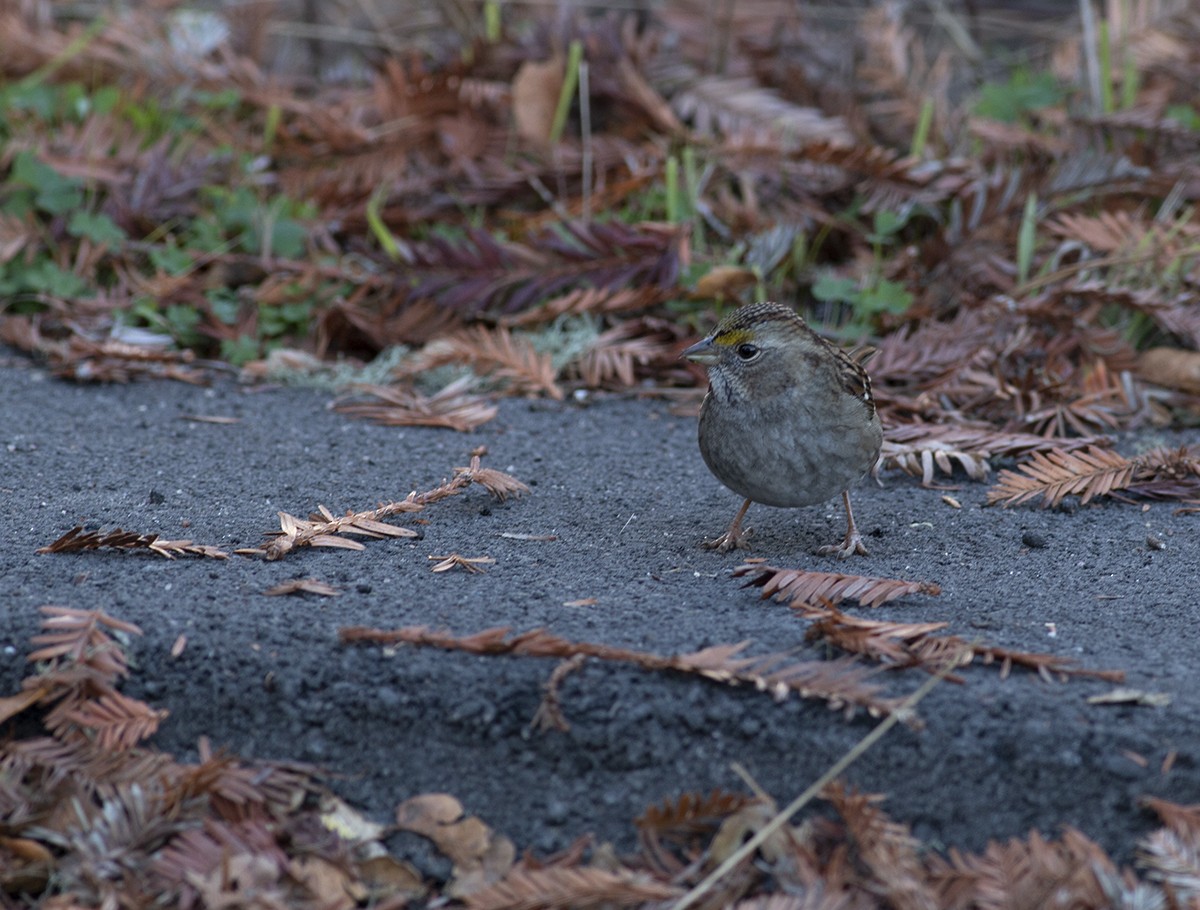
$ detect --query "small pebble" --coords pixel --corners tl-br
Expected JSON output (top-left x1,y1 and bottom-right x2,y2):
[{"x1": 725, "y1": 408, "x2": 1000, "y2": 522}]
[{"x1": 1022, "y1": 530, "x2": 1048, "y2": 549}]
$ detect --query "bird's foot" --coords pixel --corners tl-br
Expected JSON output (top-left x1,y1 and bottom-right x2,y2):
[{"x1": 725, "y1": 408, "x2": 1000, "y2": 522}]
[
  {"x1": 818, "y1": 530, "x2": 868, "y2": 559},
  {"x1": 703, "y1": 527, "x2": 753, "y2": 553}
]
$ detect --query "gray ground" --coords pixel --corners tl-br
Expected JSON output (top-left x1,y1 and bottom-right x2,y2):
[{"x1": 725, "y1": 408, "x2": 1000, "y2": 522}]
[{"x1": 3, "y1": 350, "x2": 1199, "y2": 871}]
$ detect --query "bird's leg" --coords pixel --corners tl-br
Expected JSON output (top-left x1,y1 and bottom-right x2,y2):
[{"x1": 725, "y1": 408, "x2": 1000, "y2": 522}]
[
  {"x1": 818, "y1": 490, "x2": 869, "y2": 558},
  {"x1": 704, "y1": 498, "x2": 753, "y2": 552}
]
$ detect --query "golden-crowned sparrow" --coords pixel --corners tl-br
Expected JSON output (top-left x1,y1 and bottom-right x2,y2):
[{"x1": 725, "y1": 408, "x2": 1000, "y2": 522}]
[{"x1": 682, "y1": 302, "x2": 883, "y2": 557}]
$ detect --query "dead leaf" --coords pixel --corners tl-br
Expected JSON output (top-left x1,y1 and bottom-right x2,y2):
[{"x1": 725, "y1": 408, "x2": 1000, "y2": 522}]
[
  {"x1": 265, "y1": 577, "x2": 341, "y2": 596},
  {"x1": 395, "y1": 794, "x2": 515, "y2": 898},
  {"x1": 511, "y1": 56, "x2": 563, "y2": 146},
  {"x1": 1087, "y1": 688, "x2": 1171, "y2": 707},
  {"x1": 0, "y1": 835, "x2": 53, "y2": 894},
  {"x1": 358, "y1": 854, "x2": 427, "y2": 902},
  {"x1": 321, "y1": 795, "x2": 386, "y2": 843},
  {"x1": 1137, "y1": 347, "x2": 1200, "y2": 394},
  {"x1": 692, "y1": 265, "x2": 757, "y2": 300},
  {"x1": 289, "y1": 855, "x2": 361, "y2": 910},
  {"x1": 429, "y1": 554, "x2": 495, "y2": 573}
]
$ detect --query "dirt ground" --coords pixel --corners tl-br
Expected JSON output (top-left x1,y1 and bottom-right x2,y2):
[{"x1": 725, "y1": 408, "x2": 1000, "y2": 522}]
[{"x1": 3, "y1": 350, "x2": 1199, "y2": 871}]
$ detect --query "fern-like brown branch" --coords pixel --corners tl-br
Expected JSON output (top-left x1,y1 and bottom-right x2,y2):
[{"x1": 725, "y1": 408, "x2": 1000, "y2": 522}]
[
  {"x1": 28, "y1": 606, "x2": 142, "y2": 680},
  {"x1": 338, "y1": 625, "x2": 908, "y2": 721},
  {"x1": 635, "y1": 790, "x2": 753, "y2": 875},
  {"x1": 38, "y1": 527, "x2": 229, "y2": 559},
  {"x1": 331, "y1": 375, "x2": 499, "y2": 431},
  {"x1": 59, "y1": 691, "x2": 169, "y2": 751},
  {"x1": 824, "y1": 783, "x2": 937, "y2": 910},
  {"x1": 733, "y1": 563, "x2": 941, "y2": 609},
  {"x1": 880, "y1": 424, "x2": 1112, "y2": 485},
  {"x1": 801, "y1": 603, "x2": 1124, "y2": 683},
  {"x1": 464, "y1": 864, "x2": 683, "y2": 910},
  {"x1": 400, "y1": 325, "x2": 563, "y2": 399},
  {"x1": 245, "y1": 453, "x2": 527, "y2": 560},
  {"x1": 988, "y1": 444, "x2": 1200, "y2": 507}
]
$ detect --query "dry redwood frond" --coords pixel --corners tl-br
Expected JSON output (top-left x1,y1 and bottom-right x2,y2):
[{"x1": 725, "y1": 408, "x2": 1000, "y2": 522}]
[
  {"x1": 824, "y1": 783, "x2": 936, "y2": 910},
  {"x1": 499, "y1": 286, "x2": 667, "y2": 327},
  {"x1": 636, "y1": 790, "x2": 753, "y2": 874},
  {"x1": 403, "y1": 325, "x2": 564, "y2": 400},
  {"x1": 332, "y1": 376, "x2": 499, "y2": 431},
  {"x1": 987, "y1": 446, "x2": 1136, "y2": 507},
  {"x1": 802, "y1": 603, "x2": 1121, "y2": 682},
  {"x1": 247, "y1": 453, "x2": 526, "y2": 560},
  {"x1": 60, "y1": 691, "x2": 168, "y2": 751},
  {"x1": 733, "y1": 563, "x2": 940, "y2": 609},
  {"x1": 339, "y1": 624, "x2": 906, "y2": 721},
  {"x1": 879, "y1": 424, "x2": 1112, "y2": 485},
  {"x1": 569, "y1": 318, "x2": 678, "y2": 389},
  {"x1": 928, "y1": 828, "x2": 1116, "y2": 908},
  {"x1": 28, "y1": 606, "x2": 142, "y2": 678},
  {"x1": 464, "y1": 864, "x2": 682, "y2": 910},
  {"x1": 805, "y1": 608, "x2": 956, "y2": 671},
  {"x1": 38, "y1": 526, "x2": 229, "y2": 559},
  {"x1": 452, "y1": 455, "x2": 531, "y2": 502}
]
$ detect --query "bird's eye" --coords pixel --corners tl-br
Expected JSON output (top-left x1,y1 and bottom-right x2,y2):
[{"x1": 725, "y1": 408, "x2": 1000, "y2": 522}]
[{"x1": 735, "y1": 343, "x2": 759, "y2": 361}]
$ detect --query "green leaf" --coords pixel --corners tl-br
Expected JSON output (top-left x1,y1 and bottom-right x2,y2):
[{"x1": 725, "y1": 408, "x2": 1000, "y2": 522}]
[
  {"x1": 148, "y1": 244, "x2": 193, "y2": 275},
  {"x1": 265, "y1": 217, "x2": 306, "y2": 259},
  {"x1": 207, "y1": 289, "x2": 241, "y2": 326},
  {"x1": 1166, "y1": 104, "x2": 1200, "y2": 131},
  {"x1": 20, "y1": 259, "x2": 89, "y2": 297},
  {"x1": 164, "y1": 304, "x2": 203, "y2": 346},
  {"x1": 975, "y1": 69, "x2": 1066, "y2": 124},
  {"x1": 9, "y1": 151, "x2": 83, "y2": 216},
  {"x1": 811, "y1": 273, "x2": 861, "y2": 305},
  {"x1": 220, "y1": 335, "x2": 261, "y2": 366},
  {"x1": 858, "y1": 278, "x2": 912, "y2": 316},
  {"x1": 68, "y1": 211, "x2": 127, "y2": 245},
  {"x1": 870, "y1": 209, "x2": 908, "y2": 241}
]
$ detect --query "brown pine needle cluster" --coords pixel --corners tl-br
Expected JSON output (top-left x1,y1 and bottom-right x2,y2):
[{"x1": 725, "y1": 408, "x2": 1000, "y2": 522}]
[
  {"x1": 37, "y1": 455, "x2": 528, "y2": 566},
  {"x1": 38, "y1": 526, "x2": 230, "y2": 559},
  {"x1": 246, "y1": 453, "x2": 529, "y2": 560},
  {"x1": 399, "y1": 325, "x2": 564, "y2": 400},
  {"x1": 331, "y1": 375, "x2": 499, "y2": 431},
  {"x1": 338, "y1": 624, "x2": 908, "y2": 722},
  {"x1": 989, "y1": 444, "x2": 1200, "y2": 508},
  {"x1": 734, "y1": 564, "x2": 1123, "y2": 683},
  {"x1": 734, "y1": 562, "x2": 942, "y2": 609},
  {"x1": 880, "y1": 424, "x2": 1110, "y2": 485}
]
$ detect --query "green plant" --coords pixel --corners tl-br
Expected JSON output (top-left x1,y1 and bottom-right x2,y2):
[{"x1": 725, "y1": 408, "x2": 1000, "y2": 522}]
[
  {"x1": 811, "y1": 209, "x2": 914, "y2": 329},
  {"x1": 192, "y1": 185, "x2": 312, "y2": 258},
  {"x1": 974, "y1": 67, "x2": 1068, "y2": 124},
  {"x1": 1166, "y1": 104, "x2": 1200, "y2": 130}
]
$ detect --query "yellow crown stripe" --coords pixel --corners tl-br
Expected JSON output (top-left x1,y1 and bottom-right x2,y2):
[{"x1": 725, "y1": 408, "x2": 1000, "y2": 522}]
[{"x1": 714, "y1": 328, "x2": 752, "y2": 345}]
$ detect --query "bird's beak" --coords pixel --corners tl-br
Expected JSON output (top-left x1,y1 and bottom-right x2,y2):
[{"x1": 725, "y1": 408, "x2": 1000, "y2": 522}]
[{"x1": 681, "y1": 336, "x2": 719, "y2": 365}]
